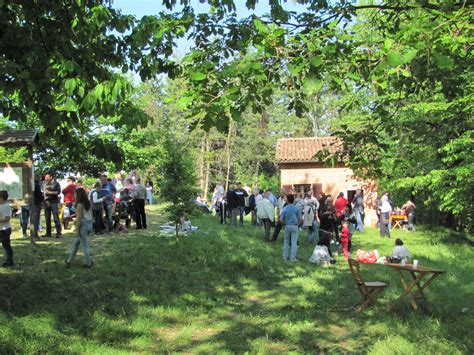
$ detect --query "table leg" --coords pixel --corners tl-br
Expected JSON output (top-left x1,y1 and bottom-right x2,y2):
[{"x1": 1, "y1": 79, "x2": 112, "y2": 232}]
[
  {"x1": 390, "y1": 270, "x2": 426, "y2": 311},
  {"x1": 409, "y1": 272, "x2": 441, "y2": 313}
]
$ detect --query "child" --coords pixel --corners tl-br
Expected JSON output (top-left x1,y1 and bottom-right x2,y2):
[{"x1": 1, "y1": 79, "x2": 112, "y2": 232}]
[
  {"x1": 66, "y1": 188, "x2": 93, "y2": 268},
  {"x1": 391, "y1": 238, "x2": 410, "y2": 262},
  {"x1": 0, "y1": 190, "x2": 14, "y2": 267},
  {"x1": 340, "y1": 220, "x2": 350, "y2": 260}
]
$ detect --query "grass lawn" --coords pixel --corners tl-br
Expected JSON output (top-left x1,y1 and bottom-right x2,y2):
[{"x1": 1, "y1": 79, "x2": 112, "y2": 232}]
[{"x1": 1, "y1": 204, "x2": 473, "y2": 353}]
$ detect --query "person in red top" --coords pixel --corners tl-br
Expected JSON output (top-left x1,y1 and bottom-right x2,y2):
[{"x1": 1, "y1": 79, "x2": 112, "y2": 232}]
[
  {"x1": 340, "y1": 220, "x2": 350, "y2": 260},
  {"x1": 334, "y1": 192, "x2": 348, "y2": 217},
  {"x1": 62, "y1": 176, "x2": 77, "y2": 207}
]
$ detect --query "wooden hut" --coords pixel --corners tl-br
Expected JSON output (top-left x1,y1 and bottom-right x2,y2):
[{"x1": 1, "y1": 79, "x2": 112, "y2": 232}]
[{"x1": 275, "y1": 136, "x2": 378, "y2": 227}]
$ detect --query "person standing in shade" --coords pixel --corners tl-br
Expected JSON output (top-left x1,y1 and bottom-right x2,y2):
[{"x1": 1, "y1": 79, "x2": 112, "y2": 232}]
[
  {"x1": 100, "y1": 174, "x2": 116, "y2": 232},
  {"x1": 256, "y1": 190, "x2": 275, "y2": 241},
  {"x1": 133, "y1": 178, "x2": 147, "y2": 229},
  {"x1": 62, "y1": 176, "x2": 76, "y2": 210},
  {"x1": 226, "y1": 184, "x2": 238, "y2": 227},
  {"x1": 43, "y1": 172, "x2": 62, "y2": 238},
  {"x1": 235, "y1": 182, "x2": 248, "y2": 227},
  {"x1": 303, "y1": 199, "x2": 319, "y2": 244},
  {"x1": 90, "y1": 182, "x2": 105, "y2": 235},
  {"x1": 334, "y1": 192, "x2": 348, "y2": 220},
  {"x1": 280, "y1": 194, "x2": 302, "y2": 262},
  {"x1": 352, "y1": 189, "x2": 365, "y2": 232},
  {"x1": 0, "y1": 190, "x2": 13, "y2": 267},
  {"x1": 271, "y1": 191, "x2": 287, "y2": 242},
  {"x1": 30, "y1": 174, "x2": 44, "y2": 242},
  {"x1": 248, "y1": 190, "x2": 257, "y2": 226},
  {"x1": 66, "y1": 188, "x2": 93, "y2": 268}
]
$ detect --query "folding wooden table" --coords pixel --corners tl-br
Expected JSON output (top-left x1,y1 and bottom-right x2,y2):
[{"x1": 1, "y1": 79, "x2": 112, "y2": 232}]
[
  {"x1": 382, "y1": 263, "x2": 445, "y2": 312},
  {"x1": 390, "y1": 214, "x2": 407, "y2": 229}
]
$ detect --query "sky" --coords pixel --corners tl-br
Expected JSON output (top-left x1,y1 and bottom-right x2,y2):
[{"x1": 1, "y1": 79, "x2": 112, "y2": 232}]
[
  {"x1": 113, "y1": 0, "x2": 307, "y2": 20},
  {"x1": 112, "y1": 0, "x2": 308, "y2": 55}
]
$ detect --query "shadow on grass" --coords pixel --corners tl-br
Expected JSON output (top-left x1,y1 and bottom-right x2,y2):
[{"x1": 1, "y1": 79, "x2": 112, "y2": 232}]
[{"x1": 0, "y1": 211, "x2": 473, "y2": 352}]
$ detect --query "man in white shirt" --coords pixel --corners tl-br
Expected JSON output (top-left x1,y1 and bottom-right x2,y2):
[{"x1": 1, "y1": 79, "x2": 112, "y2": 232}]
[
  {"x1": 0, "y1": 190, "x2": 13, "y2": 267},
  {"x1": 256, "y1": 191, "x2": 275, "y2": 242}
]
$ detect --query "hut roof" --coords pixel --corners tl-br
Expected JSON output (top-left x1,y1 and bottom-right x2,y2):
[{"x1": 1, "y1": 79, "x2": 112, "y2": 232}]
[
  {"x1": 0, "y1": 129, "x2": 39, "y2": 147},
  {"x1": 275, "y1": 136, "x2": 342, "y2": 163}
]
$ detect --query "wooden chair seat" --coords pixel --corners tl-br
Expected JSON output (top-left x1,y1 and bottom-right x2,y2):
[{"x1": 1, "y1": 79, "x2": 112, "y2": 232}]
[
  {"x1": 365, "y1": 281, "x2": 387, "y2": 288},
  {"x1": 348, "y1": 259, "x2": 388, "y2": 312}
]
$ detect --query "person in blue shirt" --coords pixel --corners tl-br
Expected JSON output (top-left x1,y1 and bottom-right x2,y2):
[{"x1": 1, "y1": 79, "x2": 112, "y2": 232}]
[
  {"x1": 267, "y1": 189, "x2": 278, "y2": 208},
  {"x1": 280, "y1": 194, "x2": 302, "y2": 262},
  {"x1": 100, "y1": 174, "x2": 117, "y2": 232}
]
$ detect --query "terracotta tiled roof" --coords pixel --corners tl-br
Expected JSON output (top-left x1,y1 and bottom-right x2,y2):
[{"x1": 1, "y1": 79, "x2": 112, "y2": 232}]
[
  {"x1": 0, "y1": 129, "x2": 38, "y2": 147},
  {"x1": 275, "y1": 136, "x2": 342, "y2": 162}
]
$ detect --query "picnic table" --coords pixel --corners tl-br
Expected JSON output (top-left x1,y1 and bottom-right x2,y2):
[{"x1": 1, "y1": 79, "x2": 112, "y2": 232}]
[
  {"x1": 390, "y1": 213, "x2": 407, "y2": 229},
  {"x1": 378, "y1": 262, "x2": 445, "y2": 313}
]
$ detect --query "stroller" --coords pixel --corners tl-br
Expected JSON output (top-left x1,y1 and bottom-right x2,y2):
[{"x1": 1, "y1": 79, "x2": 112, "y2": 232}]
[{"x1": 61, "y1": 203, "x2": 76, "y2": 230}]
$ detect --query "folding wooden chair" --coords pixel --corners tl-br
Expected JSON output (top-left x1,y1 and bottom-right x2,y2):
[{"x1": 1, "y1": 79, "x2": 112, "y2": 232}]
[{"x1": 348, "y1": 259, "x2": 387, "y2": 312}]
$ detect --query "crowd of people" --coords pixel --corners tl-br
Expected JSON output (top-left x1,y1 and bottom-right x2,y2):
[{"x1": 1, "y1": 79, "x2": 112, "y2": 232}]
[
  {"x1": 207, "y1": 183, "x2": 417, "y2": 264},
  {"x1": 1, "y1": 173, "x2": 154, "y2": 268},
  {"x1": 1, "y1": 175, "x2": 417, "y2": 269}
]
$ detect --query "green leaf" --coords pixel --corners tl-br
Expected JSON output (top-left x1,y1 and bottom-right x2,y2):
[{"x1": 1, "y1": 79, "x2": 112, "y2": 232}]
[
  {"x1": 310, "y1": 56, "x2": 323, "y2": 67},
  {"x1": 387, "y1": 51, "x2": 402, "y2": 67},
  {"x1": 112, "y1": 80, "x2": 121, "y2": 99},
  {"x1": 402, "y1": 49, "x2": 418, "y2": 63},
  {"x1": 433, "y1": 53, "x2": 454, "y2": 69},
  {"x1": 253, "y1": 19, "x2": 267, "y2": 34},
  {"x1": 303, "y1": 76, "x2": 322, "y2": 95},
  {"x1": 189, "y1": 71, "x2": 207, "y2": 81},
  {"x1": 384, "y1": 38, "x2": 394, "y2": 50},
  {"x1": 65, "y1": 78, "x2": 76, "y2": 95},
  {"x1": 94, "y1": 83, "x2": 104, "y2": 99},
  {"x1": 288, "y1": 64, "x2": 304, "y2": 76},
  {"x1": 347, "y1": 72, "x2": 360, "y2": 81},
  {"x1": 177, "y1": 95, "x2": 193, "y2": 109}
]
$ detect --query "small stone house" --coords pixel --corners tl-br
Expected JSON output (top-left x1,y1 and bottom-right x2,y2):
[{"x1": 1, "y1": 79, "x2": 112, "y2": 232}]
[{"x1": 275, "y1": 136, "x2": 378, "y2": 227}]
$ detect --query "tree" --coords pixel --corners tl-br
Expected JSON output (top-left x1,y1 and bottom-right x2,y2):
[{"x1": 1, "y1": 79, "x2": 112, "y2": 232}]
[
  {"x1": 158, "y1": 134, "x2": 199, "y2": 241},
  {"x1": 0, "y1": 0, "x2": 185, "y2": 172}
]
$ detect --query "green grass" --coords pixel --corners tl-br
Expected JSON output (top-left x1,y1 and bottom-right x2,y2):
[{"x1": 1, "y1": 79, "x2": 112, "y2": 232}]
[{"x1": 0, "y1": 205, "x2": 473, "y2": 353}]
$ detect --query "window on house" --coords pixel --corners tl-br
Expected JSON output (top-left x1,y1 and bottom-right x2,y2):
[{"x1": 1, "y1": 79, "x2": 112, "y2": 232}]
[{"x1": 293, "y1": 184, "x2": 311, "y2": 194}]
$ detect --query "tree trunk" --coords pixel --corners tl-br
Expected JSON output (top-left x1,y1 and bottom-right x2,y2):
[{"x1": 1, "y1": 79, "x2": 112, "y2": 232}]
[
  {"x1": 204, "y1": 134, "x2": 211, "y2": 199},
  {"x1": 260, "y1": 110, "x2": 269, "y2": 130},
  {"x1": 198, "y1": 137, "x2": 205, "y2": 192},
  {"x1": 225, "y1": 119, "x2": 233, "y2": 191},
  {"x1": 255, "y1": 160, "x2": 259, "y2": 187},
  {"x1": 175, "y1": 222, "x2": 179, "y2": 242}
]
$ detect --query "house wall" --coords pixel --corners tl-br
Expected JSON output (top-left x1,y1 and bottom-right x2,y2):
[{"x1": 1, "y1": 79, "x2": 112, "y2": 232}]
[{"x1": 279, "y1": 162, "x2": 378, "y2": 228}]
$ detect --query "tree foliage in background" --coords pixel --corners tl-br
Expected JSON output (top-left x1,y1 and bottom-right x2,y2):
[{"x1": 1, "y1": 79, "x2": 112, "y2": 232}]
[{"x1": 1, "y1": 0, "x2": 472, "y2": 229}]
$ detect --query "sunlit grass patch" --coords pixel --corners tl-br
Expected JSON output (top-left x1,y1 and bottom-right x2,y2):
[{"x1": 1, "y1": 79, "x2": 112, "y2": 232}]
[{"x1": 0, "y1": 205, "x2": 472, "y2": 352}]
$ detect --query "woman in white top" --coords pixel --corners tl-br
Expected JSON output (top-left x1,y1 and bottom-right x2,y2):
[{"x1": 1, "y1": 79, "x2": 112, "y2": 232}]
[
  {"x1": 380, "y1": 194, "x2": 392, "y2": 238},
  {"x1": 66, "y1": 188, "x2": 93, "y2": 268},
  {"x1": 0, "y1": 190, "x2": 13, "y2": 267}
]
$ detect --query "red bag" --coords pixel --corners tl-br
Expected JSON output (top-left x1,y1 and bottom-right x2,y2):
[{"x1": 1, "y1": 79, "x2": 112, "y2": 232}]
[{"x1": 356, "y1": 249, "x2": 377, "y2": 264}]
